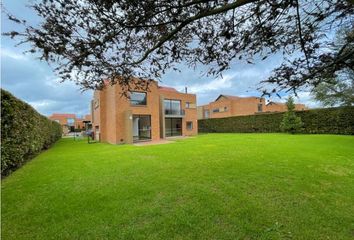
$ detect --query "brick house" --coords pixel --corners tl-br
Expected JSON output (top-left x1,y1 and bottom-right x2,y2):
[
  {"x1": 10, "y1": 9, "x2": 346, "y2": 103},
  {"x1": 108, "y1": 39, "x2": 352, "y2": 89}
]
[
  {"x1": 49, "y1": 113, "x2": 92, "y2": 134},
  {"x1": 91, "y1": 79, "x2": 198, "y2": 144},
  {"x1": 48, "y1": 113, "x2": 77, "y2": 134},
  {"x1": 264, "y1": 101, "x2": 306, "y2": 112},
  {"x1": 197, "y1": 94, "x2": 307, "y2": 119},
  {"x1": 75, "y1": 114, "x2": 92, "y2": 130}
]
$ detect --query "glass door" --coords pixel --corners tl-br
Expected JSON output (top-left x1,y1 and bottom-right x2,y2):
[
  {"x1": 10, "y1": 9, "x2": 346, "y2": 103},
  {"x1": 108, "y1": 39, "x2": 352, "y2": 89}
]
[
  {"x1": 165, "y1": 118, "x2": 182, "y2": 137},
  {"x1": 133, "y1": 115, "x2": 151, "y2": 141}
]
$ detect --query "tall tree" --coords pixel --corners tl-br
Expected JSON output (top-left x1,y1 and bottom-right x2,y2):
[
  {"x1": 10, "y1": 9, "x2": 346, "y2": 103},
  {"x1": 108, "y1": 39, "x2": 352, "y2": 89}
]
[
  {"x1": 4, "y1": 0, "x2": 354, "y2": 94},
  {"x1": 312, "y1": 73, "x2": 354, "y2": 107},
  {"x1": 311, "y1": 29, "x2": 354, "y2": 107}
]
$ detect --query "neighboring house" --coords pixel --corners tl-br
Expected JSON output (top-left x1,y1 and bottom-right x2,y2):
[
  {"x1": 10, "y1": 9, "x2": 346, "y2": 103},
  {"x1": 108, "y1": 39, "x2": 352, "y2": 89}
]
[
  {"x1": 48, "y1": 113, "x2": 92, "y2": 134},
  {"x1": 265, "y1": 101, "x2": 307, "y2": 112},
  {"x1": 198, "y1": 95, "x2": 307, "y2": 119},
  {"x1": 82, "y1": 114, "x2": 92, "y2": 130},
  {"x1": 48, "y1": 113, "x2": 77, "y2": 134},
  {"x1": 83, "y1": 114, "x2": 92, "y2": 122},
  {"x1": 74, "y1": 115, "x2": 92, "y2": 130},
  {"x1": 91, "y1": 78, "x2": 198, "y2": 144},
  {"x1": 75, "y1": 118, "x2": 85, "y2": 129}
]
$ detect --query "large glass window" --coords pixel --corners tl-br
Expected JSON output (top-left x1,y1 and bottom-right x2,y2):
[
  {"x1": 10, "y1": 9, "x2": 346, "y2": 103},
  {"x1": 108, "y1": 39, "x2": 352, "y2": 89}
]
[
  {"x1": 164, "y1": 99, "x2": 181, "y2": 115},
  {"x1": 165, "y1": 118, "x2": 182, "y2": 137},
  {"x1": 67, "y1": 118, "x2": 75, "y2": 126},
  {"x1": 130, "y1": 92, "x2": 147, "y2": 105},
  {"x1": 133, "y1": 115, "x2": 151, "y2": 141}
]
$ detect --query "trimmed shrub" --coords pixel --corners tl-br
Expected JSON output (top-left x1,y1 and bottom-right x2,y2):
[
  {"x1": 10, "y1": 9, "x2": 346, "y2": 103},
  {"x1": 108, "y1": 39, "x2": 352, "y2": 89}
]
[
  {"x1": 199, "y1": 106, "x2": 354, "y2": 135},
  {"x1": 1, "y1": 89, "x2": 62, "y2": 176}
]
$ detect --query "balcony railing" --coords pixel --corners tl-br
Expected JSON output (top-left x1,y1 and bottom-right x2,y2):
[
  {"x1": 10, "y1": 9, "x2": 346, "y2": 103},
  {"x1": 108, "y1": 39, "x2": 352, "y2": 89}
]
[{"x1": 165, "y1": 109, "x2": 185, "y2": 116}]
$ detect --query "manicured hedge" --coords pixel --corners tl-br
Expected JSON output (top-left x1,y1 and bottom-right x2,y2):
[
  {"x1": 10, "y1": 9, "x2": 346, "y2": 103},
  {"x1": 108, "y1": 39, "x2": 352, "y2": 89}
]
[
  {"x1": 1, "y1": 89, "x2": 62, "y2": 176},
  {"x1": 198, "y1": 106, "x2": 354, "y2": 135}
]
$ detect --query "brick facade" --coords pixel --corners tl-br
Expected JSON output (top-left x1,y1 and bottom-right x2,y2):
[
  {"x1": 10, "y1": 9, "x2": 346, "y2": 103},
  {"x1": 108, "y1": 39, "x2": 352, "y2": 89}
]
[
  {"x1": 48, "y1": 113, "x2": 77, "y2": 134},
  {"x1": 48, "y1": 113, "x2": 92, "y2": 134},
  {"x1": 91, "y1": 79, "x2": 198, "y2": 144},
  {"x1": 198, "y1": 95, "x2": 307, "y2": 119}
]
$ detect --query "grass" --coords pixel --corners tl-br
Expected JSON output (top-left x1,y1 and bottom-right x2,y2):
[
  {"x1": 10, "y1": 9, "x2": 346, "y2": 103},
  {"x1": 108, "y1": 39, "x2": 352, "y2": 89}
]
[{"x1": 2, "y1": 133, "x2": 354, "y2": 239}]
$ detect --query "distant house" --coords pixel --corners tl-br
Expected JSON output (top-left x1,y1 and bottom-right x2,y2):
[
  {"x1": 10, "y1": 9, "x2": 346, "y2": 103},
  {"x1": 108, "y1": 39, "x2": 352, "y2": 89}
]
[
  {"x1": 91, "y1": 78, "x2": 198, "y2": 144},
  {"x1": 82, "y1": 114, "x2": 92, "y2": 130},
  {"x1": 265, "y1": 101, "x2": 307, "y2": 112},
  {"x1": 197, "y1": 94, "x2": 307, "y2": 119},
  {"x1": 48, "y1": 113, "x2": 92, "y2": 134},
  {"x1": 48, "y1": 113, "x2": 77, "y2": 134}
]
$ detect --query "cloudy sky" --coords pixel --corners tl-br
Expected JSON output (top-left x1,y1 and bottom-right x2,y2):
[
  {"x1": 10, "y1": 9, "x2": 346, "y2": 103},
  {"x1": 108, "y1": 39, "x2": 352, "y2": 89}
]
[{"x1": 1, "y1": 0, "x2": 320, "y2": 117}]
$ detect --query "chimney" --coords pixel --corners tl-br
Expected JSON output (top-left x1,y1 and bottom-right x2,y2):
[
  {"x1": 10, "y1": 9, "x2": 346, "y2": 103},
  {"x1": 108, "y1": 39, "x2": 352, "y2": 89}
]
[{"x1": 185, "y1": 87, "x2": 188, "y2": 94}]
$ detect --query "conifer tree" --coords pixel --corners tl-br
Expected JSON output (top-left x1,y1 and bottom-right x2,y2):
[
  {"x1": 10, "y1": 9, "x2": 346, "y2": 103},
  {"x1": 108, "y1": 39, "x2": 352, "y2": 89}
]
[{"x1": 280, "y1": 97, "x2": 303, "y2": 134}]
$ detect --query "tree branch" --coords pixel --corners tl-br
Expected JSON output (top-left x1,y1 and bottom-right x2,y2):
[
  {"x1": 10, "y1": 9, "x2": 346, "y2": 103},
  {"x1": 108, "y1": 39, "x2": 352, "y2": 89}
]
[
  {"x1": 295, "y1": 0, "x2": 310, "y2": 67},
  {"x1": 131, "y1": 0, "x2": 259, "y2": 65}
]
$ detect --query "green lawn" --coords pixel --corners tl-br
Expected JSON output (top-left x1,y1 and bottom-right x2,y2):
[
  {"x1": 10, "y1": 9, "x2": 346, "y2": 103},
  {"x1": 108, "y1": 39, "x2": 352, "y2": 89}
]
[{"x1": 2, "y1": 134, "x2": 354, "y2": 239}]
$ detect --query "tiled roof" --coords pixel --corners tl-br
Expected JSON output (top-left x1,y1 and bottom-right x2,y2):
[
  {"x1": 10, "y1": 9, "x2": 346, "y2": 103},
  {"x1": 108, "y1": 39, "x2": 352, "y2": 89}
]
[
  {"x1": 266, "y1": 101, "x2": 285, "y2": 106},
  {"x1": 50, "y1": 113, "x2": 76, "y2": 118},
  {"x1": 215, "y1": 94, "x2": 260, "y2": 101},
  {"x1": 220, "y1": 95, "x2": 241, "y2": 100},
  {"x1": 158, "y1": 86, "x2": 178, "y2": 92}
]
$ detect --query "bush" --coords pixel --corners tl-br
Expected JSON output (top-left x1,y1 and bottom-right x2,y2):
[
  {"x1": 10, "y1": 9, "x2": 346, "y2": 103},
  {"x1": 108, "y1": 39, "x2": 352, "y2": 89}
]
[
  {"x1": 1, "y1": 89, "x2": 62, "y2": 177},
  {"x1": 199, "y1": 106, "x2": 354, "y2": 135}
]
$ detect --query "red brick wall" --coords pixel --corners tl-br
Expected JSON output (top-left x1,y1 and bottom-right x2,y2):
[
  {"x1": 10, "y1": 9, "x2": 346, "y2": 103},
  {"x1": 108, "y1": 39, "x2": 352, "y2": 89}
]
[{"x1": 92, "y1": 79, "x2": 198, "y2": 144}]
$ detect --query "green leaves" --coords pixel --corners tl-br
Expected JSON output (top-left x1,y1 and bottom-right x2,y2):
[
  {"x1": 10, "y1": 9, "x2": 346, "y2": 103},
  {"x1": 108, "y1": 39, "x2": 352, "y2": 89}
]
[
  {"x1": 280, "y1": 97, "x2": 303, "y2": 134},
  {"x1": 199, "y1": 106, "x2": 354, "y2": 135},
  {"x1": 5, "y1": 0, "x2": 353, "y2": 93},
  {"x1": 1, "y1": 89, "x2": 62, "y2": 177}
]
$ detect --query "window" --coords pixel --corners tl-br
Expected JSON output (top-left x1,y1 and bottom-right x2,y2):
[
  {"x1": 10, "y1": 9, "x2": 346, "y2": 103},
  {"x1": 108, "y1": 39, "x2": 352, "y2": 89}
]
[
  {"x1": 204, "y1": 110, "x2": 210, "y2": 119},
  {"x1": 133, "y1": 115, "x2": 151, "y2": 141},
  {"x1": 218, "y1": 106, "x2": 228, "y2": 112},
  {"x1": 94, "y1": 99, "x2": 99, "y2": 109},
  {"x1": 186, "y1": 121, "x2": 193, "y2": 130},
  {"x1": 258, "y1": 103, "x2": 263, "y2": 112},
  {"x1": 67, "y1": 118, "x2": 75, "y2": 126},
  {"x1": 165, "y1": 118, "x2": 182, "y2": 137},
  {"x1": 185, "y1": 102, "x2": 190, "y2": 108},
  {"x1": 213, "y1": 108, "x2": 220, "y2": 113},
  {"x1": 130, "y1": 91, "x2": 147, "y2": 105},
  {"x1": 164, "y1": 99, "x2": 182, "y2": 115}
]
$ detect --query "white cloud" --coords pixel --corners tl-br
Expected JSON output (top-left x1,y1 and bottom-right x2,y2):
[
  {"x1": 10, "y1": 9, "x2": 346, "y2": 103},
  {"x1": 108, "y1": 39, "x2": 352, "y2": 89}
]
[
  {"x1": 295, "y1": 91, "x2": 321, "y2": 108},
  {"x1": 29, "y1": 100, "x2": 54, "y2": 108},
  {"x1": 1, "y1": 48, "x2": 28, "y2": 60},
  {"x1": 187, "y1": 73, "x2": 236, "y2": 93}
]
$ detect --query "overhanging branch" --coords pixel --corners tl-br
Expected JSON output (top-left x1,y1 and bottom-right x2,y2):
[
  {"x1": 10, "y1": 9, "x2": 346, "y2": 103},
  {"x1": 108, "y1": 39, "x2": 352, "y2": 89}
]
[{"x1": 131, "y1": 0, "x2": 259, "y2": 65}]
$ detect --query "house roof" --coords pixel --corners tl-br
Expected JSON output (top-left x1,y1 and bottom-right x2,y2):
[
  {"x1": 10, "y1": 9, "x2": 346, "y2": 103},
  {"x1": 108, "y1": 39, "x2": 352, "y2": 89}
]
[
  {"x1": 266, "y1": 101, "x2": 284, "y2": 106},
  {"x1": 215, "y1": 94, "x2": 261, "y2": 102},
  {"x1": 49, "y1": 113, "x2": 76, "y2": 118},
  {"x1": 158, "y1": 86, "x2": 178, "y2": 92}
]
